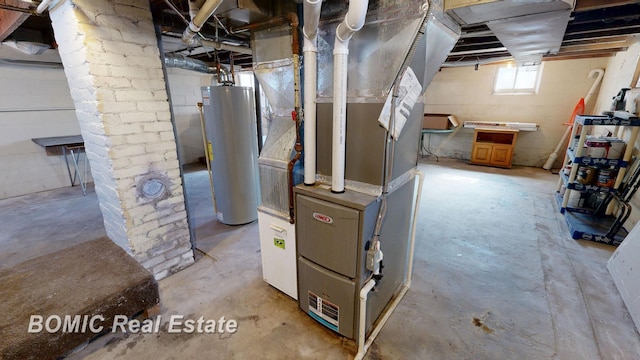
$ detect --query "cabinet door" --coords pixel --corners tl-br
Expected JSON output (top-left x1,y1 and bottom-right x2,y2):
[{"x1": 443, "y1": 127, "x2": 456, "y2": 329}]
[
  {"x1": 471, "y1": 143, "x2": 492, "y2": 164},
  {"x1": 491, "y1": 144, "x2": 513, "y2": 167}
]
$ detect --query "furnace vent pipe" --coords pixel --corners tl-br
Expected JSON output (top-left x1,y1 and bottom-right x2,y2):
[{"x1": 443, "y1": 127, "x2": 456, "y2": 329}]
[
  {"x1": 182, "y1": 0, "x2": 223, "y2": 46},
  {"x1": 331, "y1": 0, "x2": 369, "y2": 193},
  {"x1": 303, "y1": 0, "x2": 322, "y2": 186}
]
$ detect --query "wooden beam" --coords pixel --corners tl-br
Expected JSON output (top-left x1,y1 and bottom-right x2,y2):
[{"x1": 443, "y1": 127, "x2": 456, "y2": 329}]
[
  {"x1": 0, "y1": 0, "x2": 31, "y2": 42},
  {"x1": 575, "y1": 0, "x2": 638, "y2": 12},
  {"x1": 543, "y1": 52, "x2": 616, "y2": 61}
]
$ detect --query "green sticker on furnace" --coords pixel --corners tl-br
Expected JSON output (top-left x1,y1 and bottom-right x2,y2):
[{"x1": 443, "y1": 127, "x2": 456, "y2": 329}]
[{"x1": 274, "y1": 238, "x2": 285, "y2": 250}]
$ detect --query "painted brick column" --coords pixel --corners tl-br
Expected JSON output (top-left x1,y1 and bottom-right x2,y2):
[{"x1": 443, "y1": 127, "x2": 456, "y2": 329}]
[{"x1": 48, "y1": 0, "x2": 194, "y2": 279}]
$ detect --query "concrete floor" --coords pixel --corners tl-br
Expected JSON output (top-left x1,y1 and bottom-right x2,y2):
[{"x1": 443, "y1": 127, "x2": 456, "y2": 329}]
[{"x1": 2, "y1": 158, "x2": 640, "y2": 359}]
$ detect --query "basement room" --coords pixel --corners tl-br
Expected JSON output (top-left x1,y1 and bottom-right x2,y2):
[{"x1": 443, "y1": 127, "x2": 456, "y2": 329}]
[{"x1": 2, "y1": 0, "x2": 640, "y2": 359}]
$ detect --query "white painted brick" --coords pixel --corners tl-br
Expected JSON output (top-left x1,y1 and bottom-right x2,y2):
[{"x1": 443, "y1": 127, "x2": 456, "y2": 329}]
[
  {"x1": 112, "y1": 164, "x2": 148, "y2": 179},
  {"x1": 96, "y1": 88, "x2": 116, "y2": 102},
  {"x1": 97, "y1": 101, "x2": 137, "y2": 113},
  {"x1": 163, "y1": 244, "x2": 193, "y2": 262},
  {"x1": 120, "y1": 112, "x2": 157, "y2": 123},
  {"x1": 89, "y1": 64, "x2": 111, "y2": 77},
  {"x1": 129, "y1": 219, "x2": 159, "y2": 237},
  {"x1": 146, "y1": 224, "x2": 176, "y2": 240},
  {"x1": 141, "y1": 254, "x2": 166, "y2": 269},
  {"x1": 156, "y1": 196, "x2": 183, "y2": 208},
  {"x1": 87, "y1": 52, "x2": 127, "y2": 66},
  {"x1": 142, "y1": 206, "x2": 176, "y2": 223},
  {"x1": 152, "y1": 255, "x2": 182, "y2": 274},
  {"x1": 104, "y1": 123, "x2": 142, "y2": 136},
  {"x1": 129, "y1": 152, "x2": 165, "y2": 166},
  {"x1": 152, "y1": 91, "x2": 168, "y2": 101},
  {"x1": 143, "y1": 46, "x2": 160, "y2": 58},
  {"x1": 110, "y1": 65, "x2": 149, "y2": 79},
  {"x1": 131, "y1": 79, "x2": 166, "y2": 91},
  {"x1": 153, "y1": 269, "x2": 170, "y2": 280},
  {"x1": 164, "y1": 151, "x2": 178, "y2": 162},
  {"x1": 143, "y1": 122, "x2": 174, "y2": 133},
  {"x1": 115, "y1": 90, "x2": 154, "y2": 102},
  {"x1": 94, "y1": 76, "x2": 131, "y2": 89},
  {"x1": 115, "y1": 5, "x2": 153, "y2": 22},
  {"x1": 146, "y1": 141, "x2": 176, "y2": 153},
  {"x1": 160, "y1": 131, "x2": 176, "y2": 141},
  {"x1": 83, "y1": 24, "x2": 122, "y2": 42},
  {"x1": 109, "y1": 144, "x2": 146, "y2": 158},
  {"x1": 137, "y1": 101, "x2": 169, "y2": 112},
  {"x1": 158, "y1": 211, "x2": 187, "y2": 227},
  {"x1": 125, "y1": 132, "x2": 159, "y2": 144},
  {"x1": 147, "y1": 68, "x2": 165, "y2": 78},
  {"x1": 102, "y1": 40, "x2": 146, "y2": 56},
  {"x1": 85, "y1": 38, "x2": 106, "y2": 54},
  {"x1": 156, "y1": 112, "x2": 171, "y2": 121}
]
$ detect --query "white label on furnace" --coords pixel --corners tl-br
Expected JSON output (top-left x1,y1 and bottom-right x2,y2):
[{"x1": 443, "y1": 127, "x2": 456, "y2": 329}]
[
  {"x1": 202, "y1": 95, "x2": 210, "y2": 106},
  {"x1": 378, "y1": 66, "x2": 422, "y2": 139}
]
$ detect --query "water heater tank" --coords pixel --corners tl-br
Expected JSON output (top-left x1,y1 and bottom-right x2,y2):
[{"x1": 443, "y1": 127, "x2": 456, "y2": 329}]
[{"x1": 201, "y1": 86, "x2": 260, "y2": 225}]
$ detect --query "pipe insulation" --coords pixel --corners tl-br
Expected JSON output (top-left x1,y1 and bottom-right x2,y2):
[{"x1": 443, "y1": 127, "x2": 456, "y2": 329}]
[
  {"x1": 163, "y1": 53, "x2": 233, "y2": 83},
  {"x1": 331, "y1": 0, "x2": 369, "y2": 193},
  {"x1": 303, "y1": 0, "x2": 322, "y2": 186}
]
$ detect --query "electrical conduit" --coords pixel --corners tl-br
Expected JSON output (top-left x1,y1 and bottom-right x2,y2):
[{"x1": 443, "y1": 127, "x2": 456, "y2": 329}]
[
  {"x1": 303, "y1": 0, "x2": 322, "y2": 186},
  {"x1": 355, "y1": 169, "x2": 425, "y2": 360},
  {"x1": 331, "y1": 0, "x2": 369, "y2": 193}
]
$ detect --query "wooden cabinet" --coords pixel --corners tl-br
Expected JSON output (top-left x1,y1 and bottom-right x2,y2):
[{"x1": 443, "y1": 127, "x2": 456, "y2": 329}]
[{"x1": 470, "y1": 128, "x2": 518, "y2": 168}]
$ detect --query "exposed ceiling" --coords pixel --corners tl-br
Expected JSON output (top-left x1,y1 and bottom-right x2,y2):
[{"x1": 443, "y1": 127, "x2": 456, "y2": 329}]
[
  {"x1": 445, "y1": 0, "x2": 640, "y2": 66},
  {"x1": 1, "y1": 0, "x2": 640, "y2": 69}
]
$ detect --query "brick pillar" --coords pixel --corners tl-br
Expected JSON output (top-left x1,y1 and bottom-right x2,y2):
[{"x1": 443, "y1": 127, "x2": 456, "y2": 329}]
[{"x1": 48, "y1": 0, "x2": 194, "y2": 279}]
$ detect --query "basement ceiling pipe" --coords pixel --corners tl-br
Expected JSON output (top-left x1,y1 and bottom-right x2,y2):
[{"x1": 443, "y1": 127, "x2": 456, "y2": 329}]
[
  {"x1": 303, "y1": 0, "x2": 322, "y2": 186},
  {"x1": 163, "y1": 53, "x2": 233, "y2": 83},
  {"x1": 331, "y1": 0, "x2": 369, "y2": 193},
  {"x1": 182, "y1": 0, "x2": 223, "y2": 46},
  {"x1": 36, "y1": 0, "x2": 52, "y2": 14}
]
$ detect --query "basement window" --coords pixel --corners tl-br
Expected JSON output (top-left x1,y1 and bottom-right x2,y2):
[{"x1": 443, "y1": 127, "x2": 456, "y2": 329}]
[{"x1": 493, "y1": 63, "x2": 542, "y2": 95}]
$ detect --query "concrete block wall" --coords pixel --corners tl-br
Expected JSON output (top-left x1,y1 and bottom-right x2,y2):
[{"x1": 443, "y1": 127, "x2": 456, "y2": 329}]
[
  {"x1": 0, "y1": 46, "x2": 93, "y2": 199},
  {"x1": 424, "y1": 57, "x2": 610, "y2": 167},
  {"x1": 48, "y1": 0, "x2": 193, "y2": 279}
]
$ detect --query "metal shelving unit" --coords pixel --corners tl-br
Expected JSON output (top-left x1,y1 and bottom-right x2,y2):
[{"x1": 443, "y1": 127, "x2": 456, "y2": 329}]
[{"x1": 555, "y1": 114, "x2": 640, "y2": 245}]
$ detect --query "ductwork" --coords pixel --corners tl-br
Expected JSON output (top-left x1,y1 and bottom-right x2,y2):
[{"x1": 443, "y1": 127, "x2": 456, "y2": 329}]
[
  {"x1": 303, "y1": 0, "x2": 322, "y2": 186},
  {"x1": 163, "y1": 53, "x2": 233, "y2": 84},
  {"x1": 445, "y1": 0, "x2": 575, "y2": 65},
  {"x1": 331, "y1": 0, "x2": 369, "y2": 193}
]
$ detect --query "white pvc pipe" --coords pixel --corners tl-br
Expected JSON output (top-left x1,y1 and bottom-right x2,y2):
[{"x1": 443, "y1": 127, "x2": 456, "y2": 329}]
[
  {"x1": 182, "y1": 0, "x2": 223, "y2": 46},
  {"x1": 331, "y1": 0, "x2": 369, "y2": 193},
  {"x1": 354, "y1": 170, "x2": 424, "y2": 360},
  {"x1": 584, "y1": 68, "x2": 604, "y2": 110},
  {"x1": 36, "y1": 0, "x2": 53, "y2": 14},
  {"x1": 303, "y1": 0, "x2": 322, "y2": 185},
  {"x1": 355, "y1": 279, "x2": 376, "y2": 360},
  {"x1": 542, "y1": 69, "x2": 604, "y2": 170}
]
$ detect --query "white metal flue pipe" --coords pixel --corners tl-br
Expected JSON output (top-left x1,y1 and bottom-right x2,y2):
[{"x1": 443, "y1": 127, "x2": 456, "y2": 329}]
[
  {"x1": 331, "y1": 0, "x2": 369, "y2": 193},
  {"x1": 303, "y1": 0, "x2": 322, "y2": 185},
  {"x1": 182, "y1": 0, "x2": 223, "y2": 46}
]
